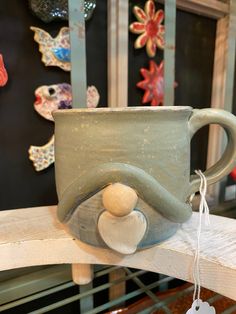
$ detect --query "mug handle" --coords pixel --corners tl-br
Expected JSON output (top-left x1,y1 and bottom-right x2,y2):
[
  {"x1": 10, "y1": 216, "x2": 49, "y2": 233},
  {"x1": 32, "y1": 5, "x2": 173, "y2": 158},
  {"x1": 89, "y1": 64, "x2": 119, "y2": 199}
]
[{"x1": 188, "y1": 108, "x2": 236, "y2": 196}]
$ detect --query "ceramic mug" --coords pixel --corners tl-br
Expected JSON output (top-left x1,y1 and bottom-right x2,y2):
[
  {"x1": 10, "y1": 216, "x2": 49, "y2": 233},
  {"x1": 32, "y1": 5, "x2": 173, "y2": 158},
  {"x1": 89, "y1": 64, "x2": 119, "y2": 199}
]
[{"x1": 53, "y1": 107, "x2": 236, "y2": 253}]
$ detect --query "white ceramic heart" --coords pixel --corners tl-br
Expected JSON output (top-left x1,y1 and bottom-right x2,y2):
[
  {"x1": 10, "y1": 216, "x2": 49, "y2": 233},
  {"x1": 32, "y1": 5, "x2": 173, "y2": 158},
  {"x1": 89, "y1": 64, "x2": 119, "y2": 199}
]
[{"x1": 97, "y1": 210, "x2": 147, "y2": 254}]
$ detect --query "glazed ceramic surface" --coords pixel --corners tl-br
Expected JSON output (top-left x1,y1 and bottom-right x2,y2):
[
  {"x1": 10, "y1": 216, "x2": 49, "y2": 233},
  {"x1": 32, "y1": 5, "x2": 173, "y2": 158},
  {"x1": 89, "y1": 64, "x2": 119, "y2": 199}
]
[
  {"x1": 53, "y1": 107, "x2": 236, "y2": 251},
  {"x1": 31, "y1": 27, "x2": 70, "y2": 71},
  {"x1": 29, "y1": 0, "x2": 96, "y2": 22},
  {"x1": 55, "y1": 107, "x2": 192, "y2": 201}
]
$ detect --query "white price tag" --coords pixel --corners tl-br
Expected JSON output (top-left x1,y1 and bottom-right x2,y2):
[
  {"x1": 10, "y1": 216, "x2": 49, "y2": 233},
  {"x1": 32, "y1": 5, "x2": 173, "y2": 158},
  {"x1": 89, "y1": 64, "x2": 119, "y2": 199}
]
[{"x1": 186, "y1": 299, "x2": 216, "y2": 314}]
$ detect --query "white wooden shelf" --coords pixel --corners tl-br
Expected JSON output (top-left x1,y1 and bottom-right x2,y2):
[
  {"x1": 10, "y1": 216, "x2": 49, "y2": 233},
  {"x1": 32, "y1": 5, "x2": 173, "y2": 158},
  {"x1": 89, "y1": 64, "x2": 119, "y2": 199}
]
[{"x1": 0, "y1": 206, "x2": 235, "y2": 301}]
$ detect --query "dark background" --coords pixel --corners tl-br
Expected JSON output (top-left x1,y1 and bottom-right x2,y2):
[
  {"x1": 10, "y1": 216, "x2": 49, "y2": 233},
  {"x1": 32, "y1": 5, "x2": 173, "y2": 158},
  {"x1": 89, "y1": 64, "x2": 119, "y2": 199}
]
[
  {"x1": 0, "y1": 0, "x2": 235, "y2": 211},
  {"x1": 0, "y1": 0, "x2": 107, "y2": 210}
]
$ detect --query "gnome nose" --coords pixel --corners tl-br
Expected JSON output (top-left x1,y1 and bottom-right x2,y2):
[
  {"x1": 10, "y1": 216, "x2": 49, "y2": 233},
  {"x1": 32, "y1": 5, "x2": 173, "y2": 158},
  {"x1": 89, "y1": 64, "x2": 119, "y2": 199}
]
[{"x1": 102, "y1": 183, "x2": 138, "y2": 217}]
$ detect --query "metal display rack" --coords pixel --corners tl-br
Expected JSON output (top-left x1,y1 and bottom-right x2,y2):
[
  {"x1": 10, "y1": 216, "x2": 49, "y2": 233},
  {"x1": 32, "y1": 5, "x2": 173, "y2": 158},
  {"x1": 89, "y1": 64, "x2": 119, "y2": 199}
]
[{"x1": 0, "y1": 265, "x2": 235, "y2": 313}]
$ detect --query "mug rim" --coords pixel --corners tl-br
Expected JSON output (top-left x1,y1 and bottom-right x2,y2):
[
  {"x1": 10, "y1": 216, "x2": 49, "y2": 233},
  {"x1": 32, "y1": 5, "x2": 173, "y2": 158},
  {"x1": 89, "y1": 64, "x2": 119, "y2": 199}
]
[{"x1": 53, "y1": 106, "x2": 192, "y2": 116}]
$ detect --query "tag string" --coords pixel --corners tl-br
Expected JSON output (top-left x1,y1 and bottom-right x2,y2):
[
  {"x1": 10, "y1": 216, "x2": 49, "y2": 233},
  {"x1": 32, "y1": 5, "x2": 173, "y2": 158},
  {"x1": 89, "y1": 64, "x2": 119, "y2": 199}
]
[{"x1": 192, "y1": 170, "x2": 210, "y2": 303}]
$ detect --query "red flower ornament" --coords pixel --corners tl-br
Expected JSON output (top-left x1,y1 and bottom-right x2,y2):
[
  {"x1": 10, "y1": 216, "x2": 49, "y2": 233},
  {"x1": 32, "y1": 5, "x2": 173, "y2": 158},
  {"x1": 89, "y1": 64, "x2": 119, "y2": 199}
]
[
  {"x1": 129, "y1": 0, "x2": 165, "y2": 57},
  {"x1": 230, "y1": 167, "x2": 236, "y2": 181},
  {"x1": 0, "y1": 54, "x2": 8, "y2": 87},
  {"x1": 137, "y1": 60, "x2": 177, "y2": 106}
]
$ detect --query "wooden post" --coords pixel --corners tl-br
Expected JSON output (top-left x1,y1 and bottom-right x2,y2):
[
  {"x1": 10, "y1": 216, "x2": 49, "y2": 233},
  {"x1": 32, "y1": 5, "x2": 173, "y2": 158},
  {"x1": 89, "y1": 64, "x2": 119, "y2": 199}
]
[
  {"x1": 72, "y1": 264, "x2": 93, "y2": 285},
  {"x1": 109, "y1": 268, "x2": 127, "y2": 308},
  {"x1": 107, "y1": 0, "x2": 129, "y2": 107},
  {"x1": 68, "y1": 0, "x2": 94, "y2": 288},
  {"x1": 68, "y1": 0, "x2": 87, "y2": 107},
  {"x1": 164, "y1": 0, "x2": 176, "y2": 106},
  {"x1": 207, "y1": 0, "x2": 236, "y2": 202},
  {"x1": 107, "y1": 0, "x2": 129, "y2": 301},
  {"x1": 72, "y1": 264, "x2": 94, "y2": 312}
]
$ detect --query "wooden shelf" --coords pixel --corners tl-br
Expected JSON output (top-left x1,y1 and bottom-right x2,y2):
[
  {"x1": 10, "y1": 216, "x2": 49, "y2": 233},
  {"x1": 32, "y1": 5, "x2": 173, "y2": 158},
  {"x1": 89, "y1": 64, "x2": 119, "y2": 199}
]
[{"x1": 0, "y1": 206, "x2": 235, "y2": 301}]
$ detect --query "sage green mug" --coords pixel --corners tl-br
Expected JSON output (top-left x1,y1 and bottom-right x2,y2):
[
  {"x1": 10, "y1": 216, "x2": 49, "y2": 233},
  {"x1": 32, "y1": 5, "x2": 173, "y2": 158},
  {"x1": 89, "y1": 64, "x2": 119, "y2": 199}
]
[{"x1": 53, "y1": 107, "x2": 236, "y2": 253}]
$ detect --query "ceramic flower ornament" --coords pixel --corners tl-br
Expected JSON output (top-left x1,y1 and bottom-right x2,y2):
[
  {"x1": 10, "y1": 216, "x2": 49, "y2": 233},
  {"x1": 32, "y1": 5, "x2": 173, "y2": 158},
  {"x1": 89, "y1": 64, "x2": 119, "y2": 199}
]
[
  {"x1": 29, "y1": 84, "x2": 100, "y2": 171},
  {"x1": 129, "y1": 0, "x2": 165, "y2": 57},
  {"x1": 31, "y1": 26, "x2": 71, "y2": 71},
  {"x1": 0, "y1": 54, "x2": 8, "y2": 87},
  {"x1": 230, "y1": 167, "x2": 236, "y2": 181},
  {"x1": 137, "y1": 60, "x2": 177, "y2": 106}
]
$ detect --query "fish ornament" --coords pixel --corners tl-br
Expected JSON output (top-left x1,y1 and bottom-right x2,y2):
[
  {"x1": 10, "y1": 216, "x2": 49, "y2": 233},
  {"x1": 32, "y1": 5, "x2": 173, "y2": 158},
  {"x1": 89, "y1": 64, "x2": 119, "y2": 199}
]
[
  {"x1": 29, "y1": 84, "x2": 100, "y2": 171},
  {"x1": 31, "y1": 27, "x2": 71, "y2": 71},
  {"x1": 0, "y1": 54, "x2": 8, "y2": 87},
  {"x1": 28, "y1": 0, "x2": 96, "y2": 23},
  {"x1": 29, "y1": 136, "x2": 55, "y2": 172},
  {"x1": 33, "y1": 83, "x2": 72, "y2": 121}
]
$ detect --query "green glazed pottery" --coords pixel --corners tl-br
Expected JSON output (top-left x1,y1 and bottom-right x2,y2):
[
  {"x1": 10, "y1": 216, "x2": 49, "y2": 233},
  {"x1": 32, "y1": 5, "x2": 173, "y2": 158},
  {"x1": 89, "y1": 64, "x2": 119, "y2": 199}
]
[{"x1": 53, "y1": 107, "x2": 236, "y2": 254}]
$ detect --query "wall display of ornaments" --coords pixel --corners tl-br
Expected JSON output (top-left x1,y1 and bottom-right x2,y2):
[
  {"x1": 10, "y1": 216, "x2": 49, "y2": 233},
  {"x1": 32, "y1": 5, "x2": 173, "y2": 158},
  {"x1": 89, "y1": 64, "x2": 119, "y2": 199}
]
[{"x1": 29, "y1": 0, "x2": 99, "y2": 172}]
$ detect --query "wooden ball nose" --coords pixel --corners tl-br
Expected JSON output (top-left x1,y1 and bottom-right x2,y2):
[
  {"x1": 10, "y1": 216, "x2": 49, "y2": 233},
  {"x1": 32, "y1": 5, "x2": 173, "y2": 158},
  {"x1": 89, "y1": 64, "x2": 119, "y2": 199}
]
[{"x1": 102, "y1": 183, "x2": 138, "y2": 217}]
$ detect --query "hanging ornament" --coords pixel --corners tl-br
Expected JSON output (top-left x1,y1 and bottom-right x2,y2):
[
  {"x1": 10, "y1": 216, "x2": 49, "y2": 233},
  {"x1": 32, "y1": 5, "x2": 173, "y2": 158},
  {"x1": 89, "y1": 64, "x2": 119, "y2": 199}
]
[
  {"x1": 29, "y1": 136, "x2": 55, "y2": 172},
  {"x1": 28, "y1": 0, "x2": 96, "y2": 23},
  {"x1": 129, "y1": 0, "x2": 165, "y2": 57},
  {"x1": 0, "y1": 54, "x2": 8, "y2": 87},
  {"x1": 137, "y1": 60, "x2": 177, "y2": 106},
  {"x1": 33, "y1": 83, "x2": 72, "y2": 121},
  {"x1": 29, "y1": 84, "x2": 100, "y2": 171},
  {"x1": 33, "y1": 83, "x2": 99, "y2": 121},
  {"x1": 230, "y1": 167, "x2": 236, "y2": 181},
  {"x1": 31, "y1": 27, "x2": 71, "y2": 71}
]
